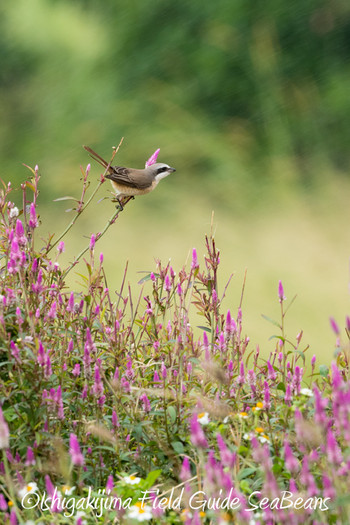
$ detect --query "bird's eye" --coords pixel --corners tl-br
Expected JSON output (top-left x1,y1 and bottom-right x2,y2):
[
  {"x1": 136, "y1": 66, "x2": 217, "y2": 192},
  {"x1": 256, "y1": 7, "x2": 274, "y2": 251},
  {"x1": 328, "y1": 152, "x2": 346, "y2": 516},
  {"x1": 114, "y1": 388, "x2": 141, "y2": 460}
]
[{"x1": 157, "y1": 167, "x2": 167, "y2": 174}]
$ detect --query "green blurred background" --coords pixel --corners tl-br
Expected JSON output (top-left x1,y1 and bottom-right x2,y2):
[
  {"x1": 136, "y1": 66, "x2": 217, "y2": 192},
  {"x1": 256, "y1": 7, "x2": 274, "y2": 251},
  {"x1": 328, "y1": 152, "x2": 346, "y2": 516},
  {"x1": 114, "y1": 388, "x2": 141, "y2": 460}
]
[{"x1": 1, "y1": 0, "x2": 349, "y2": 361}]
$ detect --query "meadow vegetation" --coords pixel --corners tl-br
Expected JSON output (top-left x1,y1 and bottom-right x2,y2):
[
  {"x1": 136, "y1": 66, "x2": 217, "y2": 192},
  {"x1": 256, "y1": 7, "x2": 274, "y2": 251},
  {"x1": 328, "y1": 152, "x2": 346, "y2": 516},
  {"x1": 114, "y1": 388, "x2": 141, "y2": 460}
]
[{"x1": 0, "y1": 166, "x2": 349, "y2": 524}]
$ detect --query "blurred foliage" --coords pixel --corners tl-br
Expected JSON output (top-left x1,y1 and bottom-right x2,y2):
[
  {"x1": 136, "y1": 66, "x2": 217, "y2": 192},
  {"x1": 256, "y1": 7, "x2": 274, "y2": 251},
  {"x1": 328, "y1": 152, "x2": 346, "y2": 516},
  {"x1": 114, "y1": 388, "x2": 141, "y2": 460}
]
[{"x1": 1, "y1": 0, "x2": 350, "y2": 197}]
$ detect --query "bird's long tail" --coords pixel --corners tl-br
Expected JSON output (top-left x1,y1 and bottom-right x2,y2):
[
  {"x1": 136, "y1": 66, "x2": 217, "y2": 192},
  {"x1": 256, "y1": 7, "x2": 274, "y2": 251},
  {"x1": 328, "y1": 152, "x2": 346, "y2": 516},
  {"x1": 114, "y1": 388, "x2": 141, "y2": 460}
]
[{"x1": 83, "y1": 145, "x2": 111, "y2": 171}]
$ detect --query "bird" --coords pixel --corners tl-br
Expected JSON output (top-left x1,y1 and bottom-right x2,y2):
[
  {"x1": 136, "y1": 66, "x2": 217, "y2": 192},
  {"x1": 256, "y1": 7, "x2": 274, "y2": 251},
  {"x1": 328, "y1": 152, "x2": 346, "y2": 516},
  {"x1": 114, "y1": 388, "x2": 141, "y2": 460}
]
[{"x1": 83, "y1": 145, "x2": 175, "y2": 210}]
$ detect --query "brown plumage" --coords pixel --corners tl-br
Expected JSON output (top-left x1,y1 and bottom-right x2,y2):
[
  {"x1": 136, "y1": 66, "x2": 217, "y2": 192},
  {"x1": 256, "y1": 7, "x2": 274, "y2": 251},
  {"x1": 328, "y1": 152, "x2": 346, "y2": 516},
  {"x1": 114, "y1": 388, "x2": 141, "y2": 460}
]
[{"x1": 83, "y1": 145, "x2": 175, "y2": 205}]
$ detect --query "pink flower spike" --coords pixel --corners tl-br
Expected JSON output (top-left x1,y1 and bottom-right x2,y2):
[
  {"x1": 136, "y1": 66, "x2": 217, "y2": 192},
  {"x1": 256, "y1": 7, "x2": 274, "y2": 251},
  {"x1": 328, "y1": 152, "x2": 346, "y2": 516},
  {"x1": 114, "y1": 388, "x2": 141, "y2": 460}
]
[
  {"x1": 106, "y1": 474, "x2": 114, "y2": 492},
  {"x1": 191, "y1": 248, "x2": 199, "y2": 270},
  {"x1": 278, "y1": 280, "x2": 285, "y2": 302},
  {"x1": 69, "y1": 433, "x2": 85, "y2": 466},
  {"x1": 29, "y1": 203, "x2": 39, "y2": 228},
  {"x1": 145, "y1": 148, "x2": 160, "y2": 168},
  {"x1": 329, "y1": 317, "x2": 340, "y2": 335},
  {"x1": 0, "y1": 406, "x2": 10, "y2": 449},
  {"x1": 90, "y1": 234, "x2": 96, "y2": 251}
]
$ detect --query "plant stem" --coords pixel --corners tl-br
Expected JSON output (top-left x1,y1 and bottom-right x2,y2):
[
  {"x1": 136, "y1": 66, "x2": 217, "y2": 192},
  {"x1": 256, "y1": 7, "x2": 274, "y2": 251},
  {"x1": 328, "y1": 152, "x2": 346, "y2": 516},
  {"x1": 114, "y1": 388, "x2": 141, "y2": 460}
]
[
  {"x1": 47, "y1": 138, "x2": 123, "y2": 254},
  {"x1": 61, "y1": 197, "x2": 133, "y2": 280}
]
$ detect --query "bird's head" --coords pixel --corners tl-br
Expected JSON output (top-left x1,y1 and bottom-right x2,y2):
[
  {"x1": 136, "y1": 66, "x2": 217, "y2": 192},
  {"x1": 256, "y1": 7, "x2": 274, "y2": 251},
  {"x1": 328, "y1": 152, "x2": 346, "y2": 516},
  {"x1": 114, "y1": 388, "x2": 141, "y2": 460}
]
[{"x1": 149, "y1": 163, "x2": 176, "y2": 182}]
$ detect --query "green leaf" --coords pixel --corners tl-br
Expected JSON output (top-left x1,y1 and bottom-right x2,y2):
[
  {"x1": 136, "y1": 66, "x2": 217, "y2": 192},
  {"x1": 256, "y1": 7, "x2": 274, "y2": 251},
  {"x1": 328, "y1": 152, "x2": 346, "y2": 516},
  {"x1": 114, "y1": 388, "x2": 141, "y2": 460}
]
[
  {"x1": 197, "y1": 326, "x2": 211, "y2": 333},
  {"x1": 239, "y1": 479, "x2": 251, "y2": 494},
  {"x1": 144, "y1": 469, "x2": 162, "y2": 488},
  {"x1": 171, "y1": 441, "x2": 184, "y2": 455},
  {"x1": 261, "y1": 314, "x2": 281, "y2": 328},
  {"x1": 166, "y1": 405, "x2": 177, "y2": 424},
  {"x1": 237, "y1": 467, "x2": 256, "y2": 480},
  {"x1": 277, "y1": 382, "x2": 286, "y2": 392}
]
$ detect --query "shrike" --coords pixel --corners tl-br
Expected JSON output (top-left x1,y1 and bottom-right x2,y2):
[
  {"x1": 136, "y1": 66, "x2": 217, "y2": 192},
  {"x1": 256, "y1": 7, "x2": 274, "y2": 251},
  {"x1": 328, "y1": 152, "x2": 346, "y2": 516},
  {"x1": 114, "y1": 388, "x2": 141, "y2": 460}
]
[{"x1": 83, "y1": 145, "x2": 175, "y2": 209}]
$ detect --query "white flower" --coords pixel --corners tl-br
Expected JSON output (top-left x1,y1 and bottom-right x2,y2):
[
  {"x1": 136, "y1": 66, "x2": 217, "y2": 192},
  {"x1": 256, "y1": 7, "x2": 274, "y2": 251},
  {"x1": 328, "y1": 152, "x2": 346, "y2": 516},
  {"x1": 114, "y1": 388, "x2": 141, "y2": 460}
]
[
  {"x1": 124, "y1": 475, "x2": 141, "y2": 485},
  {"x1": 197, "y1": 412, "x2": 210, "y2": 425},
  {"x1": 258, "y1": 434, "x2": 270, "y2": 444},
  {"x1": 300, "y1": 388, "x2": 313, "y2": 397},
  {"x1": 62, "y1": 485, "x2": 75, "y2": 495},
  {"x1": 18, "y1": 482, "x2": 38, "y2": 499},
  {"x1": 243, "y1": 433, "x2": 251, "y2": 441},
  {"x1": 9, "y1": 207, "x2": 19, "y2": 218},
  {"x1": 128, "y1": 502, "x2": 152, "y2": 522}
]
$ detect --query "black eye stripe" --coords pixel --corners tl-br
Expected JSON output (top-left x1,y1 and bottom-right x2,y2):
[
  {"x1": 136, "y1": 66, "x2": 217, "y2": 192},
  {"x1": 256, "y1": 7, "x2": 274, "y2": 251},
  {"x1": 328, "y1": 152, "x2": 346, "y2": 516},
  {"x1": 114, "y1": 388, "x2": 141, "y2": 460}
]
[{"x1": 157, "y1": 167, "x2": 168, "y2": 174}]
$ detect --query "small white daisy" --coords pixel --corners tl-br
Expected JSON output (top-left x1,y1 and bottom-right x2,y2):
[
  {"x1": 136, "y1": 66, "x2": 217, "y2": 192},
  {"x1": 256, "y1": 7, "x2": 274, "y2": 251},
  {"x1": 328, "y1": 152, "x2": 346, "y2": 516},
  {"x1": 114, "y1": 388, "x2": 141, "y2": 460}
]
[
  {"x1": 128, "y1": 502, "x2": 153, "y2": 522},
  {"x1": 197, "y1": 412, "x2": 210, "y2": 425},
  {"x1": 18, "y1": 482, "x2": 38, "y2": 500},
  {"x1": 62, "y1": 485, "x2": 75, "y2": 495},
  {"x1": 300, "y1": 388, "x2": 313, "y2": 397},
  {"x1": 124, "y1": 474, "x2": 141, "y2": 485}
]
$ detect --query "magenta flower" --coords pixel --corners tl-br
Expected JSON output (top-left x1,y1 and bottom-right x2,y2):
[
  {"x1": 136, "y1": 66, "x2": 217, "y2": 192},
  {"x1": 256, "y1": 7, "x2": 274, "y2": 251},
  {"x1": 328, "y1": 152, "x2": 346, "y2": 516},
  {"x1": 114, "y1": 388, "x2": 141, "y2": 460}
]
[
  {"x1": 15, "y1": 219, "x2": 27, "y2": 245},
  {"x1": 25, "y1": 446, "x2": 35, "y2": 466},
  {"x1": 189, "y1": 414, "x2": 208, "y2": 448},
  {"x1": 57, "y1": 241, "x2": 65, "y2": 254},
  {"x1": 329, "y1": 317, "x2": 340, "y2": 335},
  {"x1": 0, "y1": 493, "x2": 7, "y2": 510},
  {"x1": 326, "y1": 429, "x2": 343, "y2": 465},
  {"x1": 112, "y1": 410, "x2": 119, "y2": 428},
  {"x1": 278, "y1": 280, "x2": 285, "y2": 302},
  {"x1": 47, "y1": 301, "x2": 57, "y2": 319},
  {"x1": 69, "y1": 434, "x2": 85, "y2": 466},
  {"x1": 0, "y1": 406, "x2": 9, "y2": 449},
  {"x1": 217, "y1": 433, "x2": 236, "y2": 468},
  {"x1": 106, "y1": 474, "x2": 114, "y2": 492},
  {"x1": 29, "y1": 203, "x2": 39, "y2": 228},
  {"x1": 67, "y1": 292, "x2": 75, "y2": 312},
  {"x1": 191, "y1": 248, "x2": 199, "y2": 270},
  {"x1": 92, "y1": 363, "x2": 104, "y2": 397},
  {"x1": 72, "y1": 364, "x2": 80, "y2": 377},
  {"x1": 145, "y1": 148, "x2": 160, "y2": 168},
  {"x1": 161, "y1": 362, "x2": 167, "y2": 380},
  {"x1": 140, "y1": 393, "x2": 151, "y2": 413},
  {"x1": 179, "y1": 456, "x2": 191, "y2": 481},
  {"x1": 202, "y1": 331, "x2": 210, "y2": 359},
  {"x1": 90, "y1": 234, "x2": 96, "y2": 251},
  {"x1": 283, "y1": 440, "x2": 299, "y2": 472},
  {"x1": 9, "y1": 509, "x2": 18, "y2": 525}
]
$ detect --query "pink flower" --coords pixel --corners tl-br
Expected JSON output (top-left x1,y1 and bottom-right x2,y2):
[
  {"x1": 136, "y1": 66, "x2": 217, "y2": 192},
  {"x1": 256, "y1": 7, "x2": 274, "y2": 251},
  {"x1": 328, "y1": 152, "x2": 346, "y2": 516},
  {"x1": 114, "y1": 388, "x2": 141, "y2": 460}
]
[
  {"x1": 106, "y1": 474, "x2": 114, "y2": 492},
  {"x1": 283, "y1": 440, "x2": 299, "y2": 472},
  {"x1": 69, "y1": 434, "x2": 85, "y2": 466},
  {"x1": 25, "y1": 446, "x2": 35, "y2": 466},
  {"x1": 29, "y1": 203, "x2": 39, "y2": 228},
  {"x1": 278, "y1": 280, "x2": 285, "y2": 302},
  {"x1": 0, "y1": 406, "x2": 9, "y2": 449},
  {"x1": 190, "y1": 414, "x2": 208, "y2": 448},
  {"x1": 191, "y1": 248, "x2": 199, "y2": 270},
  {"x1": 329, "y1": 317, "x2": 340, "y2": 335},
  {"x1": 179, "y1": 457, "x2": 191, "y2": 482},
  {"x1": 72, "y1": 364, "x2": 80, "y2": 377},
  {"x1": 90, "y1": 234, "x2": 96, "y2": 251}
]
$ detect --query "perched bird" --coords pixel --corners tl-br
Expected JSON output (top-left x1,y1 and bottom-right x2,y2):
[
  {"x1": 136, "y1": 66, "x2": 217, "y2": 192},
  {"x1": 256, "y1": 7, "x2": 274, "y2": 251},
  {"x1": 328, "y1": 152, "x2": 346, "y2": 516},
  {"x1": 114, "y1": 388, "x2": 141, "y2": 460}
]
[{"x1": 83, "y1": 145, "x2": 175, "y2": 209}]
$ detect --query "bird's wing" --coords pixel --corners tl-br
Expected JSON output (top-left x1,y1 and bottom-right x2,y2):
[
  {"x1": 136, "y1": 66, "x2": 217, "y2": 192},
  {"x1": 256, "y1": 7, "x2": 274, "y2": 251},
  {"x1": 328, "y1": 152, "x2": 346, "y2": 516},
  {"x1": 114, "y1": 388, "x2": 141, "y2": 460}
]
[{"x1": 105, "y1": 167, "x2": 153, "y2": 189}]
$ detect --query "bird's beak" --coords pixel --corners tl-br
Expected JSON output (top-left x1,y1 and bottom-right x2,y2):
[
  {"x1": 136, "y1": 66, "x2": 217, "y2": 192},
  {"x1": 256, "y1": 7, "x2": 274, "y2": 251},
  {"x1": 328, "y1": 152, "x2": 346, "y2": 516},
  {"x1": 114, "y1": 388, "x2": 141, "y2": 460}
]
[{"x1": 169, "y1": 167, "x2": 176, "y2": 173}]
